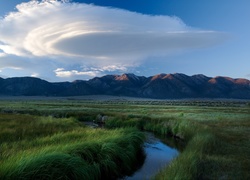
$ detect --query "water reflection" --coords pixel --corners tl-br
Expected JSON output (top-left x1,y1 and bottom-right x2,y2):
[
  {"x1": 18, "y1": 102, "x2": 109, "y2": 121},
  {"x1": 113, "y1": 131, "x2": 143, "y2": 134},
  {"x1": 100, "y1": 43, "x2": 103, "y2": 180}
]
[{"x1": 125, "y1": 133, "x2": 179, "y2": 180}]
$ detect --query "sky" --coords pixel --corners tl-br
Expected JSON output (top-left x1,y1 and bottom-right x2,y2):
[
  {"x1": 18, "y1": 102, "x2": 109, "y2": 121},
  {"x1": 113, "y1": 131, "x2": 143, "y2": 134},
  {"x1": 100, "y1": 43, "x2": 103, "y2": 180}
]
[{"x1": 0, "y1": 0, "x2": 249, "y2": 82}]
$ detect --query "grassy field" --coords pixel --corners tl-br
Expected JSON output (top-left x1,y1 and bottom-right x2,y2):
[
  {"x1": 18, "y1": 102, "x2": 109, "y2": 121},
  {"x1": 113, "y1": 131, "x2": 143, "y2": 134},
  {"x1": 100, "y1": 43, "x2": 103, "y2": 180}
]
[
  {"x1": 0, "y1": 113, "x2": 145, "y2": 179},
  {"x1": 0, "y1": 97, "x2": 249, "y2": 179}
]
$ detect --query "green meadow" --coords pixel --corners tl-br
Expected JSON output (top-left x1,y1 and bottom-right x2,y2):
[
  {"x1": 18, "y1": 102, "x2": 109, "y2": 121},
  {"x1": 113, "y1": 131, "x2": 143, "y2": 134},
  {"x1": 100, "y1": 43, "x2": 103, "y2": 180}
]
[
  {"x1": 0, "y1": 113, "x2": 145, "y2": 179},
  {"x1": 0, "y1": 98, "x2": 249, "y2": 179}
]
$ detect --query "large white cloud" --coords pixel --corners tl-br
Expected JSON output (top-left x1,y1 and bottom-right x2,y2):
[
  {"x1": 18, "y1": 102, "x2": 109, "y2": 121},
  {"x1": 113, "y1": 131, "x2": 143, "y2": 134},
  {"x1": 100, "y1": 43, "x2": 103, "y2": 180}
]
[{"x1": 0, "y1": 0, "x2": 226, "y2": 81}]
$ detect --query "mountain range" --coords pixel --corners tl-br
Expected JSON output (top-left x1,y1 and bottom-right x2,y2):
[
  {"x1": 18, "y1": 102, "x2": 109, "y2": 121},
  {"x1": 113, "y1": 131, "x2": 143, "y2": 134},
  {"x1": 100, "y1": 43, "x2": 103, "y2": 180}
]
[{"x1": 0, "y1": 73, "x2": 250, "y2": 99}]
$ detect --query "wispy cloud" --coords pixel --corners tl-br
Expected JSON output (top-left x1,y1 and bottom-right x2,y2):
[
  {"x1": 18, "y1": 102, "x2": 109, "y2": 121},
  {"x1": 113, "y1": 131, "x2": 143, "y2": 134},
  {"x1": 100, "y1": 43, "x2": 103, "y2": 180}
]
[
  {"x1": 54, "y1": 68, "x2": 100, "y2": 78},
  {"x1": 54, "y1": 64, "x2": 129, "y2": 80},
  {"x1": 31, "y1": 73, "x2": 39, "y2": 77},
  {"x1": 0, "y1": 0, "x2": 227, "y2": 81},
  {"x1": 100, "y1": 65, "x2": 128, "y2": 72}
]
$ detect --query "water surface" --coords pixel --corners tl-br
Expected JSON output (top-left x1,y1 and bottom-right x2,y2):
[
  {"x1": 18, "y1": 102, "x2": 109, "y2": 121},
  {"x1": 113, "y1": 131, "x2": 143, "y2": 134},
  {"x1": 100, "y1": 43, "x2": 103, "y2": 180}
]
[{"x1": 126, "y1": 133, "x2": 179, "y2": 180}]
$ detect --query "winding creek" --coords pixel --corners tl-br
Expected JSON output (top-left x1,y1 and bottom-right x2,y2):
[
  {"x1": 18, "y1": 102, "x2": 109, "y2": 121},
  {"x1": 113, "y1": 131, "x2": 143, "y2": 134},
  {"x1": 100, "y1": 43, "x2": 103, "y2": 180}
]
[
  {"x1": 83, "y1": 122, "x2": 180, "y2": 179},
  {"x1": 125, "y1": 132, "x2": 179, "y2": 179}
]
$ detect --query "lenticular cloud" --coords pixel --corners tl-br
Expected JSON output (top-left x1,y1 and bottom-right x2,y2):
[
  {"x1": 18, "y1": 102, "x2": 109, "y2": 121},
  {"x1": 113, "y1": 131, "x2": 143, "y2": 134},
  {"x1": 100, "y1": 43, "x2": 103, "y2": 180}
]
[{"x1": 0, "y1": 0, "x2": 225, "y2": 61}]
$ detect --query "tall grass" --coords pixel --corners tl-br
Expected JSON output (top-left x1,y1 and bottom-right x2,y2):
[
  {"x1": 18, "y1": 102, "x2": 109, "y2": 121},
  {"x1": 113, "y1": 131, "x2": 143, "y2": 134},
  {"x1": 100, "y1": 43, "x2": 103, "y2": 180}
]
[
  {"x1": 0, "y1": 114, "x2": 145, "y2": 179},
  {"x1": 0, "y1": 99, "x2": 249, "y2": 179},
  {"x1": 104, "y1": 109, "x2": 250, "y2": 179},
  {"x1": 106, "y1": 115, "x2": 197, "y2": 141},
  {"x1": 155, "y1": 132, "x2": 220, "y2": 180},
  {"x1": 0, "y1": 114, "x2": 82, "y2": 143}
]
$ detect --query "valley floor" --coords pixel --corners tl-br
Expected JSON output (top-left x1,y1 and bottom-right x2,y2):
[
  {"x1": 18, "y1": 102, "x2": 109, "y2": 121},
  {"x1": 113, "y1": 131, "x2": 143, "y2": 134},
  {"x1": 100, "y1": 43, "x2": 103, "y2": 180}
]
[{"x1": 0, "y1": 98, "x2": 249, "y2": 179}]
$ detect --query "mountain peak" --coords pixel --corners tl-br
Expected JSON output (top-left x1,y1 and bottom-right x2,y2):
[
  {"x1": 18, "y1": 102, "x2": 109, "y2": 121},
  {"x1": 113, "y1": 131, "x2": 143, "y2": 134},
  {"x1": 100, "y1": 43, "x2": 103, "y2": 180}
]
[
  {"x1": 192, "y1": 74, "x2": 209, "y2": 78},
  {"x1": 151, "y1": 73, "x2": 167, "y2": 81},
  {"x1": 115, "y1": 73, "x2": 141, "y2": 81}
]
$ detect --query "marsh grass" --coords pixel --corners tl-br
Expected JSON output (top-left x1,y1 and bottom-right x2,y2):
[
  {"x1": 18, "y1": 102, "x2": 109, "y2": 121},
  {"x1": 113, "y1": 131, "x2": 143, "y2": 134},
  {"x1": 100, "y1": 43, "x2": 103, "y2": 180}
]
[
  {"x1": 0, "y1": 99, "x2": 249, "y2": 179},
  {"x1": 99, "y1": 104, "x2": 250, "y2": 179},
  {"x1": 0, "y1": 114, "x2": 145, "y2": 179},
  {"x1": 0, "y1": 114, "x2": 82, "y2": 144}
]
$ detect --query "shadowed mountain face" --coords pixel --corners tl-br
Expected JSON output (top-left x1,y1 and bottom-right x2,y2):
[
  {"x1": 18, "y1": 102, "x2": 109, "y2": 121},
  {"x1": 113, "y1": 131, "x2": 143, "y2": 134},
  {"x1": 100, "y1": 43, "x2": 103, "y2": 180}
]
[{"x1": 0, "y1": 73, "x2": 249, "y2": 99}]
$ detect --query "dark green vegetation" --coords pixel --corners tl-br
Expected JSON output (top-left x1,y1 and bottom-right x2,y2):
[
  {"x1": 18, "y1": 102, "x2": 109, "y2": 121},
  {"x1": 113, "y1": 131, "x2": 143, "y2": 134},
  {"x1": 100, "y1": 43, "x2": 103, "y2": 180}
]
[
  {"x1": 0, "y1": 113, "x2": 145, "y2": 179},
  {"x1": 0, "y1": 98, "x2": 249, "y2": 179}
]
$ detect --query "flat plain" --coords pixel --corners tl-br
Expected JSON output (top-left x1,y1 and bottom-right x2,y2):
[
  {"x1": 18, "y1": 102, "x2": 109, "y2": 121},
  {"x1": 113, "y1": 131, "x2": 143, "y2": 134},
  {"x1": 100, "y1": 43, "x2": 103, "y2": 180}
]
[{"x1": 0, "y1": 96, "x2": 249, "y2": 179}]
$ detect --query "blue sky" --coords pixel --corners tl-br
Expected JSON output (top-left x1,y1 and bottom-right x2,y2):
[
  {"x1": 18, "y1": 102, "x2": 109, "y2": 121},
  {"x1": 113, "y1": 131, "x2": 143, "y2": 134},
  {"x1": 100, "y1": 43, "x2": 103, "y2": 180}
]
[{"x1": 0, "y1": 0, "x2": 249, "y2": 81}]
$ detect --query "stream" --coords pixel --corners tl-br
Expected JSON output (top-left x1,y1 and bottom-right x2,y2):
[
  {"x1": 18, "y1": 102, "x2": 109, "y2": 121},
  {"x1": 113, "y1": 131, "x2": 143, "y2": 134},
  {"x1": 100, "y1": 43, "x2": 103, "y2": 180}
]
[
  {"x1": 83, "y1": 122, "x2": 179, "y2": 179},
  {"x1": 125, "y1": 132, "x2": 179, "y2": 180}
]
